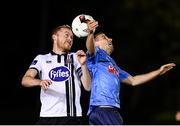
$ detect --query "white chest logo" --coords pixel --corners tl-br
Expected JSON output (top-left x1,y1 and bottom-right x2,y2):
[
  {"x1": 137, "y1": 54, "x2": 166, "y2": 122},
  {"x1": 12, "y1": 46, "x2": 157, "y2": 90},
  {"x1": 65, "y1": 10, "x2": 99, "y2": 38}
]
[{"x1": 49, "y1": 66, "x2": 70, "y2": 82}]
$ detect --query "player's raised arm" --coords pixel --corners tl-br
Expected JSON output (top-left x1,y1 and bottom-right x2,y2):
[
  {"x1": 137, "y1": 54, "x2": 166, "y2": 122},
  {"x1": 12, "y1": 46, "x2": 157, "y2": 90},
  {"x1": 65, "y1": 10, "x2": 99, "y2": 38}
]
[
  {"x1": 86, "y1": 20, "x2": 98, "y2": 55},
  {"x1": 122, "y1": 63, "x2": 176, "y2": 86}
]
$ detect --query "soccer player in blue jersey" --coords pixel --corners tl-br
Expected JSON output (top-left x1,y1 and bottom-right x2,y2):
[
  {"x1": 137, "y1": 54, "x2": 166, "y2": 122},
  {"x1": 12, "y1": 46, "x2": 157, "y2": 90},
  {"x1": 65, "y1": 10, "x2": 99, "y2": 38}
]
[
  {"x1": 85, "y1": 20, "x2": 176, "y2": 125},
  {"x1": 21, "y1": 25, "x2": 91, "y2": 125}
]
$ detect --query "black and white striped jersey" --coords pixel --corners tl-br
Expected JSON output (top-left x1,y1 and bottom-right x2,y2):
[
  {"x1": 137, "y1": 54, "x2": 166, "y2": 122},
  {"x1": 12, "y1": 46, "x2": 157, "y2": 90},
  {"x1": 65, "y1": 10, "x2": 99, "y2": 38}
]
[{"x1": 29, "y1": 51, "x2": 83, "y2": 117}]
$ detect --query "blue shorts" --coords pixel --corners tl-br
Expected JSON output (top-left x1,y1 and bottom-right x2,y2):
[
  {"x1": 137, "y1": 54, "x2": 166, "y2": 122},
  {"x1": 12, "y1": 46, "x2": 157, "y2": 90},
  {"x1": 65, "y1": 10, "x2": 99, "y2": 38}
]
[{"x1": 89, "y1": 107, "x2": 123, "y2": 125}]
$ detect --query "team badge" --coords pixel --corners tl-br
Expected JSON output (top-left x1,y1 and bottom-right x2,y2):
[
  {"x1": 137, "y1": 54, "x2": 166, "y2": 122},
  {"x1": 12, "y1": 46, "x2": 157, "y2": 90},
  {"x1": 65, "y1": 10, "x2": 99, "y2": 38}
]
[
  {"x1": 31, "y1": 60, "x2": 38, "y2": 65},
  {"x1": 108, "y1": 64, "x2": 119, "y2": 77}
]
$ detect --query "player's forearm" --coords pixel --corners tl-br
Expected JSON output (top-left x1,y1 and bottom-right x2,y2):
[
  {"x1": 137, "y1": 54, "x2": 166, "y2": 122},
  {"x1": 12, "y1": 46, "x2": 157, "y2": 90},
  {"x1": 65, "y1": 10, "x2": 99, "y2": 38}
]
[
  {"x1": 81, "y1": 64, "x2": 91, "y2": 91},
  {"x1": 132, "y1": 69, "x2": 160, "y2": 86},
  {"x1": 86, "y1": 33, "x2": 95, "y2": 55},
  {"x1": 22, "y1": 76, "x2": 41, "y2": 87}
]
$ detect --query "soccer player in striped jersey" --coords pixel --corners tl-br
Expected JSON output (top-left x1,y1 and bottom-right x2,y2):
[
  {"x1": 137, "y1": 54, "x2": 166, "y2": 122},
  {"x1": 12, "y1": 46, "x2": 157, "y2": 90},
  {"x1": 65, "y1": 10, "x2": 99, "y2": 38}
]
[
  {"x1": 21, "y1": 25, "x2": 91, "y2": 125},
  {"x1": 85, "y1": 20, "x2": 176, "y2": 125}
]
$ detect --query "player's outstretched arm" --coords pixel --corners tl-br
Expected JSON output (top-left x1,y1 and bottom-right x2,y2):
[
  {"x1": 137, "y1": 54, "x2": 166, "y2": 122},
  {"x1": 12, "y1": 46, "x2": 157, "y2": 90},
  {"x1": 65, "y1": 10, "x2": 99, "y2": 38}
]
[{"x1": 122, "y1": 63, "x2": 176, "y2": 86}]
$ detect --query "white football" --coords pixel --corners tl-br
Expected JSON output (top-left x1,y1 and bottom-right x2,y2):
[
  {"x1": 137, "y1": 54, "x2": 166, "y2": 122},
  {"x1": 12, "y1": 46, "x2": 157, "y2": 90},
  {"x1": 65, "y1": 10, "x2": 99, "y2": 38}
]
[{"x1": 71, "y1": 14, "x2": 94, "y2": 38}]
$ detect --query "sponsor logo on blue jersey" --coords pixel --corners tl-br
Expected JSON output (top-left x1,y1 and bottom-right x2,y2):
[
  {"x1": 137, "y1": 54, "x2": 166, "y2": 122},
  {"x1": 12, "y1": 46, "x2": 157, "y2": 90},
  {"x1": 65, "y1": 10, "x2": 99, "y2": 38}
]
[{"x1": 49, "y1": 66, "x2": 70, "y2": 82}]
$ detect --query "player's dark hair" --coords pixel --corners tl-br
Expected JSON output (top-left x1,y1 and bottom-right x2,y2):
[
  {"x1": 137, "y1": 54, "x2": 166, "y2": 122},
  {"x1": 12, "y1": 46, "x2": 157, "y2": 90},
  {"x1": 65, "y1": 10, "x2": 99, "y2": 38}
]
[{"x1": 94, "y1": 32, "x2": 104, "y2": 41}]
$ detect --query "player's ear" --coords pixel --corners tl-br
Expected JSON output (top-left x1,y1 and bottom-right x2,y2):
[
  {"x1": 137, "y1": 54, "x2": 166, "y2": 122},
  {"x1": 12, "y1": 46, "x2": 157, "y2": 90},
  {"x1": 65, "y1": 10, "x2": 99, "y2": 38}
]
[
  {"x1": 94, "y1": 41, "x2": 99, "y2": 46},
  {"x1": 52, "y1": 34, "x2": 56, "y2": 41}
]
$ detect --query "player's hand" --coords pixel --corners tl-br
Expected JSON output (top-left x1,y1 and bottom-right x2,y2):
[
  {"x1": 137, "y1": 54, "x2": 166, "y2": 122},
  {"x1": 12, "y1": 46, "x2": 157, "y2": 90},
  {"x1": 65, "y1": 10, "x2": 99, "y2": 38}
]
[
  {"x1": 87, "y1": 20, "x2": 98, "y2": 34},
  {"x1": 40, "y1": 80, "x2": 52, "y2": 90},
  {"x1": 76, "y1": 50, "x2": 86, "y2": 65},
  {"x1": 159, "y1": 63, "x2": 176, "y2": 75}
]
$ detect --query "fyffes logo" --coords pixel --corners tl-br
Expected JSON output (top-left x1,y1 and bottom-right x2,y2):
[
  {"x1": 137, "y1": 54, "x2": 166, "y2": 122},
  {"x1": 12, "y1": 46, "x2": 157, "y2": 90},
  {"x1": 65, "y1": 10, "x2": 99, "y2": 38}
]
[{"x1": 49, "y1": 66, "x2": 70, "y2": 82}]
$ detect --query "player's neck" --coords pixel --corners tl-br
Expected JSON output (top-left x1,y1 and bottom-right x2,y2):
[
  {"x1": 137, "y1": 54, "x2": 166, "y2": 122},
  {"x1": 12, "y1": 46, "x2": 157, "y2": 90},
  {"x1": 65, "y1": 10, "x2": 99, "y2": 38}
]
[{"x1": 52, "y1": 48, "x2": 67, "y2": 55}]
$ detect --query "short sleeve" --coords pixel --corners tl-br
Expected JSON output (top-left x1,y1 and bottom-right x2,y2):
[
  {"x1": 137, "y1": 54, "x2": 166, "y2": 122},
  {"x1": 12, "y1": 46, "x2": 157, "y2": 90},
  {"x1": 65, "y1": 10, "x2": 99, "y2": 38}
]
[
  {"x1": 118, "y1": 68, "x2": 130, "y2": 82},
  {"x1": 29, "y1": 55, "x2": 42, "y2": 74}
]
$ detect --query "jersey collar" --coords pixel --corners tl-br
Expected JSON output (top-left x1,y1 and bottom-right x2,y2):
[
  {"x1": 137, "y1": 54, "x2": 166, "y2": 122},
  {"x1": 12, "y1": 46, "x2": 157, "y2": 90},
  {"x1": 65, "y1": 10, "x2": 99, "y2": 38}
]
[{"x1": 50, "y1": 51, "x2": 68, "y2": 56}]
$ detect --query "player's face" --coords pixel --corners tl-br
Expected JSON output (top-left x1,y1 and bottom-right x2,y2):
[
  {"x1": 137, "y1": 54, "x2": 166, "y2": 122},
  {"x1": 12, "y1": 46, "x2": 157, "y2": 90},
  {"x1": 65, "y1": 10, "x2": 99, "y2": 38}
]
[
  {"x1": 95, "y1": 33, "x2": 114, "y2": 55},
  {"x1": 54, "y1": 28, "x2": 73, "y2": 52}
]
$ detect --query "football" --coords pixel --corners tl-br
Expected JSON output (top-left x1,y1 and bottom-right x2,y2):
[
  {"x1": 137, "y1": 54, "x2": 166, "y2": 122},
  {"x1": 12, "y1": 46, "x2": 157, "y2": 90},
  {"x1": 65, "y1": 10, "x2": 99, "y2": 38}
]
[{"x1": 71, "y1": 14, "x2": 94, "y2": 38}]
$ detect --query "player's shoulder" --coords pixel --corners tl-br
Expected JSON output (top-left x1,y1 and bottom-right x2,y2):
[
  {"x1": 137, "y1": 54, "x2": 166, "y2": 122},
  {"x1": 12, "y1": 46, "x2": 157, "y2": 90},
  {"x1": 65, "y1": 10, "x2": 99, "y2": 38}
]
[{"x1": 35, "y1": 52, "x2": 52, "y2": 59}]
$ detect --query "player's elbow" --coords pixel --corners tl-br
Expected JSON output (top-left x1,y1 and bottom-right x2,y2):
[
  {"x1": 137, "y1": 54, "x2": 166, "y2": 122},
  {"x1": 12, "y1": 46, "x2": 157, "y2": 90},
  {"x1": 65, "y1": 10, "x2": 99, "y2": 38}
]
[
  {"x1": 21, "y1": 77, "x2": 29, "y2": 87},
  {"x1": 82, "y1": 80, "x2": 91, "y2": 91},
  {"x1": 131, "y1": 81, "x2": 138, "y2": 86},
  {"x1": 21, "y1": 78, "x2": 26, "y2": 87},
  {"x1": 130, "y1": 78, "x2": 140, "y2": 86},
  {"x1": 84, "y1": 84, "x2": 91, "y2": 91}
]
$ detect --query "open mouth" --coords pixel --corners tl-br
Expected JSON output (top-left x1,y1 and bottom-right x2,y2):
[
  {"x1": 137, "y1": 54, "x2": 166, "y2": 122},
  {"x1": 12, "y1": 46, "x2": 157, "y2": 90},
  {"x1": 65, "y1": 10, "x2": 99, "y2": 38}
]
[
  {"x1": 108, "y1": 43, "x2": 112, "y2": 46},
  {"x1": 66, "y1": 41, "x2": 72, "y2": 46}
]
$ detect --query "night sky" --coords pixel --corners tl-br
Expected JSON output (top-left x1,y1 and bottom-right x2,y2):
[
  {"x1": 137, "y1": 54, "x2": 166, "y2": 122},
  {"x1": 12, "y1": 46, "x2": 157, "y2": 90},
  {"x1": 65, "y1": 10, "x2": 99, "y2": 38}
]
[{"x1": 0, "y1": 0, "x2": 180, "y2": 124}]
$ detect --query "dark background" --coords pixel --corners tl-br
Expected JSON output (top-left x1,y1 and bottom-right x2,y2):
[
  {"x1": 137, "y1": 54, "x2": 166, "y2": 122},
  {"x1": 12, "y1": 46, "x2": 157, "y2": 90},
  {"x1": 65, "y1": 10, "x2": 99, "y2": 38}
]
[{"x1": 0, "y1": 0, "x2": 180, "y2": 125}]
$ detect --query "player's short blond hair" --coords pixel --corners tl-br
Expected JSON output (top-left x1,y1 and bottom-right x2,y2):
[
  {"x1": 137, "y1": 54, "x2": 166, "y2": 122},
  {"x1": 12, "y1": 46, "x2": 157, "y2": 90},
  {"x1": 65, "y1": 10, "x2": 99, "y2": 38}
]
[{"x1": 51, "y1": 25, "x2": 72, "y2": 35}]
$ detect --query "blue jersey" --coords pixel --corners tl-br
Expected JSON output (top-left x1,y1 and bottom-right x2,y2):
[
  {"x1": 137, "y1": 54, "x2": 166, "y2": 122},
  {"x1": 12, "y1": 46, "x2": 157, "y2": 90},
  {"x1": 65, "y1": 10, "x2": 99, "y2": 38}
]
[{"x1": 86, "y1": 47, "x2": 130, "y2": 115}]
